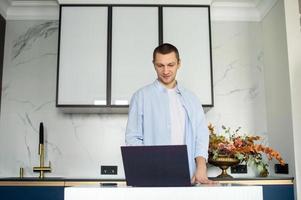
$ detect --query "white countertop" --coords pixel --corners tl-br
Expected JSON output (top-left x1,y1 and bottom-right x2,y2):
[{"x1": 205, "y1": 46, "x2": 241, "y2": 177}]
[{"x1": 65, "y1": 184, "x2": 263, "y2": 200}]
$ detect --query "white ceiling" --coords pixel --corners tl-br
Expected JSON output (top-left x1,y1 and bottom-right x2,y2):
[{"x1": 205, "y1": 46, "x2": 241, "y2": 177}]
[
  {"x1": 2, "y1": 0, "x2": 262, "y2": 5},
  {"x1": 0, "y1": 0, "x2": 278, "y2": 21}
]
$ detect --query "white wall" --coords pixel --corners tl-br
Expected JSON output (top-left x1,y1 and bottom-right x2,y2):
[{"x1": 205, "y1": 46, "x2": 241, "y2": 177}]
[
  {"x1": 261, "y1": 0, "x2": 295, "y2": 177},
  {"x1": 283, "y1": 0, "x2": 301, "y2": 199},
  {"x1": 0, "y1": 19, "x2": 284, "y2": 178}
]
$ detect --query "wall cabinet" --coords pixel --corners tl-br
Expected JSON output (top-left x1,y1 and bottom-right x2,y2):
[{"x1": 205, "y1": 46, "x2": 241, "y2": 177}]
[
  {"x1": 57, "y1": 6, "x2": 108, "y2": 106},
  {"x1": 57, "y1": 5, "x2": 213, "y2": 113}
]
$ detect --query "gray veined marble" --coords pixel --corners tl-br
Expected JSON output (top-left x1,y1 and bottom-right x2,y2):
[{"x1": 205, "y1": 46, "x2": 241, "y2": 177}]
[
  {"x1": 47, "y1": 141, "x2": 62, "y2": 156},
  {"x1": 69, "y1": 114, "x2": 95, "y2": 164},
  {"x1": 11, "y1": 21, "x2": 58, "y2": 60},
  {"x1": 1, "y1": 83, "x2": 10, "y2": 98},
  {"x1": 248, "y1": 85, "x2": 259, "y2": 99},
  {"x1": 9, "y1": 98, "x2": 35, "y2": 108},
  {"x1": 216, "y1": 85, "x2": 259, "y2": 99},
  {"x1": 217, "y1": 87, "x2": 253, "y2": 96},
  {"x1": 214, "y1": 59, "x2": 239, "y2": 86},
  {"x1": 24, "y1": 133, "x2": 33, "y2": 166},
  {"x1": 15, "y1": 52, "x2": 57, "y2": 67},
  {"x1": 33, "y1": 100, "x2": 55, "y2": 112},
  {"x1": 256, "y1": 51, "x2": 264, "y2": 72},
  {"x1": 25, "y1": 113, "x2": 38, "y2": 133}
]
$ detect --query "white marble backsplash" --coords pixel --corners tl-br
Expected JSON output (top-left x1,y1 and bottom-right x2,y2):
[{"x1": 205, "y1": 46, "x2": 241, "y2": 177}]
[{"x1": 0, "y1": 20, "x2": 267, "y2": 178}]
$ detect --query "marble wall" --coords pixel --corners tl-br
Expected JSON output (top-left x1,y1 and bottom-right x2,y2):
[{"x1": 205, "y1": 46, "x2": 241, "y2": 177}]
[
  {"x1": 0, "y1": 20, "x2": 267, "y2": 178},
  {"x1": 208, "y1": 21, "x2": 267, "y2": 177}
]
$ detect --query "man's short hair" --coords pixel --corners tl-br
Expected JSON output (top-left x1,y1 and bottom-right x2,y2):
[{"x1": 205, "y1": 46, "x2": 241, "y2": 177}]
[{"x1": 153, "y1": 43, "x2": 180, "y2": 62}]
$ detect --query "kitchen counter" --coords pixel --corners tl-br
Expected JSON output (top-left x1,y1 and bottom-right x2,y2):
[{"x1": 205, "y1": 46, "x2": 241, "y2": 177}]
[
  {"x1": 0, "y1": 177, "x2": 294, "y2": 200},
  {"x1": 0, "y1": 177, "x2": 124, "y2": 186},
  {"x1": 0, "y1": 177, "x2": 294, "y2": 186}
]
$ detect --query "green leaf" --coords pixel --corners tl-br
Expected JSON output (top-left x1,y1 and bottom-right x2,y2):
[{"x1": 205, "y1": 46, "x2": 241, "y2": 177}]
[
  {"x1": 235, "y1": 153, "x2": 244, "y2": 161},
  {"x1": 257, "y1": 164, "x2": 264, "y2": 172}
]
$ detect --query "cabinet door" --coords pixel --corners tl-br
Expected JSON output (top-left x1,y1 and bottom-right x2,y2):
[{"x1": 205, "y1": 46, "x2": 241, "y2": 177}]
[
  {"x1": 111, "y1": 6, "x2": 159, "y2": 105},
  {"x1": 0, "y1": 186, "x2": 64, "y2": 200},
  {"x1": 57, "y1": 6, "x2": 108, "y2": 106},
  {"x1": 163, "y1": 6, "x2": 213, "y2": 106},
  {"x1": 263, "y1": 185, "x2": 294, "y2": 200}
]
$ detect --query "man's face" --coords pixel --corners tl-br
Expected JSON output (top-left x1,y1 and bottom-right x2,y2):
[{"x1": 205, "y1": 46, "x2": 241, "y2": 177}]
[{"x1": 153, "y1": 52, "x2": 180, "y2": 89}]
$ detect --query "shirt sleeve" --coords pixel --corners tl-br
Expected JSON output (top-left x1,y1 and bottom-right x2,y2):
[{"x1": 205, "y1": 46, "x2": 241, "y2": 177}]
[
  {"x1": 194, "y1": 105, "x2": 209, "y2": 161},
  {"x1": 125, "y1": 92, "x2": 144, "y2": 145}
]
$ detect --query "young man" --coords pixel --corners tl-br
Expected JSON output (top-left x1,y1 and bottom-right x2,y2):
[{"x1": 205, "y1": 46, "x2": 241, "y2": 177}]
[{"x1": 125, "y1": 43, "x2": 213, "y2": 184}]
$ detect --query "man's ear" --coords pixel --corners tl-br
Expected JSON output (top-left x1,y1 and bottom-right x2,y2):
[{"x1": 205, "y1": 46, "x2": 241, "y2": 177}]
[
  {"x1": 177, "y1": 59, "x2": 181, "y2": 69},
  {"x1": 152, "y1": 60, "x2": 156, "y2": 69}
]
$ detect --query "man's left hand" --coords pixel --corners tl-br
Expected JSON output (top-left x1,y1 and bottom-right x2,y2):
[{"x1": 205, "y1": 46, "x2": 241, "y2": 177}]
[{"x1": 191, "y1": 156, "x2": 217, "y2": 184}]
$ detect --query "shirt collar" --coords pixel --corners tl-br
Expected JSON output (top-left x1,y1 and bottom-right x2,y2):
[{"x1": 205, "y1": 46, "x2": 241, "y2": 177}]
[{"x1": 154, "y1": 79, "x2": 183, "y2": 95}]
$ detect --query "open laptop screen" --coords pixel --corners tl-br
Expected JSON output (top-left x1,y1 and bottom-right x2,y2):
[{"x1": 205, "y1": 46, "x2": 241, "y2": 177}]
[{"x1": 121, "y1": 145, "x2": 191, "y2": 187}]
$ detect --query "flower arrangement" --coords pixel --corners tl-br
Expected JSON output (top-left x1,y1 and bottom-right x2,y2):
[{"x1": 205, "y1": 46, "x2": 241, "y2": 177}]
[{"x1": 208, "y1": 124, "x2": 285, "y2": 176}]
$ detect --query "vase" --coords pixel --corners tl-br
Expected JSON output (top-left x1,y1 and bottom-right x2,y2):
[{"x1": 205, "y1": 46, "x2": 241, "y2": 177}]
[
  {"x1": 208, "y1": 156, "x2": 240, "y2": 178},
  {"x1": 259, "y1": 170, "x2": 269, "y2": 177}
]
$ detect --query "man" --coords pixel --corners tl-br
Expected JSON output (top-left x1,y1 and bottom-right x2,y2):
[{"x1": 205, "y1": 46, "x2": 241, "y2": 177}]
[{"x1": 125, "y1": 43, "x2": 213, "y2": 184}]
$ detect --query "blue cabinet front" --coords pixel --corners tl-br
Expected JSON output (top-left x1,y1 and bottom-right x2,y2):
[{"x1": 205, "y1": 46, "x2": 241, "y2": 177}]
[
  {"x1": 263, "y1": 185, "x2": 294, "y2": 200},
  {"x1": 0, "y1": 186, "x2": 64, "y2": 200}
]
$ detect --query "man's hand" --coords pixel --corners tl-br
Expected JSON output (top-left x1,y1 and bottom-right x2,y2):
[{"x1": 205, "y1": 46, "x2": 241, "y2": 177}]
[{"x1": 191, "y1": 156, "x2": 216, "y2": 184}]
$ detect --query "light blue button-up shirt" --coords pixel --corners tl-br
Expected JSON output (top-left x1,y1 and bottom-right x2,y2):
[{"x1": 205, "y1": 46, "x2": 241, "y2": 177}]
[{"x1": 125, "y1": 80, "x2": 209, "y2": 177}]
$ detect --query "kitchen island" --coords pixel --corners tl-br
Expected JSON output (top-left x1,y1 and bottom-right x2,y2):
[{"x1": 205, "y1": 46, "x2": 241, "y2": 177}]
[
  {"x1": 0, "y1": 177, "x2": 294, "y2": 200},
  {"x1": 65, "y1": 185, "x2": 263, "y2": 200}
]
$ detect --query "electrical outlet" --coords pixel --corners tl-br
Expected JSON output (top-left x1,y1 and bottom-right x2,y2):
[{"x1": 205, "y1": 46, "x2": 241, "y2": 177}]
[
  {"x1": 101, "y1": 165, "x2": 118, "y2": 175},
  {"x1": 275, "y1": 164, "x2": 289, "y2": 174},
  {"x1": 231, "y1": 165, "x2": 247, "y2": 174}
]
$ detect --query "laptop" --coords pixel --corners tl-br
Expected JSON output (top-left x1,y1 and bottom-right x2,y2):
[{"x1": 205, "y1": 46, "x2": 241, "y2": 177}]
[{"x1": 121, "y1": 145, "x2": 191, "y2": 187}]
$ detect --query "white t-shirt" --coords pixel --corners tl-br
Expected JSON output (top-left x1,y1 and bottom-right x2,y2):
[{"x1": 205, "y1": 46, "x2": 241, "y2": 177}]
[{"x1": 167, "y1": 88, "x2": 186, "y2": 145}]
